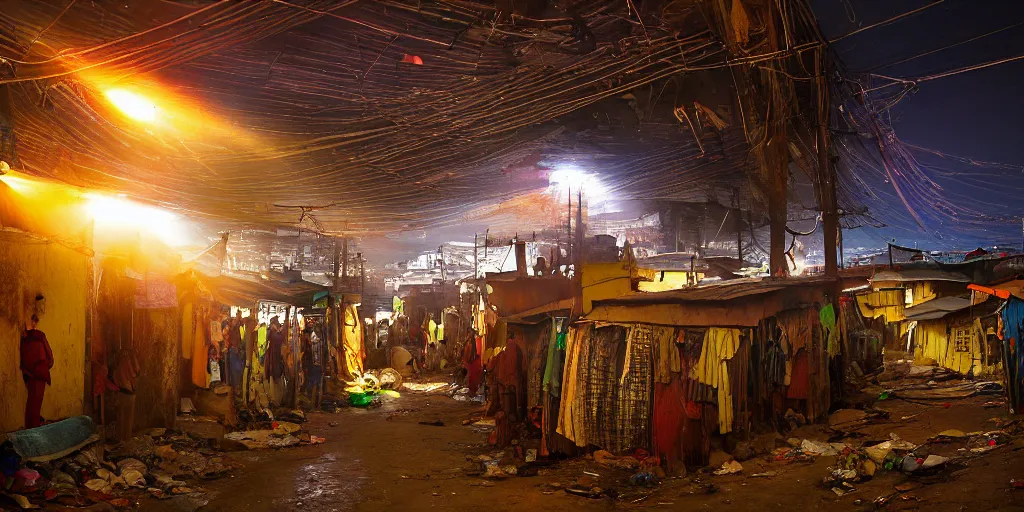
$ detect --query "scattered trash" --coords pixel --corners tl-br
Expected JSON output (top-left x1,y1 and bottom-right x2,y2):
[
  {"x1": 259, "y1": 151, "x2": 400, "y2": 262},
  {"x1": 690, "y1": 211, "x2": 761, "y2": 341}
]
[
  {"x1": 154, "y1": 445, "x2": 178, "y2": 460},
  {"x1": 418, "y1": 420, "x2": 445, "y2": 427},
  {"x1": 593, "y1": 450, "x2": 640, "y2": 470},
  {"x1": 713, "y1": 460, "x2": 743, "y2": 476},
  {"x1": 180, "y1": 398, "x2": 197, "y2": 414},
  {"x1": 525, "y1": 449, "x2": 537, "y2": 463},
  {"x1": 920, "y1": 454, "x2": 948, "y2": 469},
  {"x1": 223, "y1": 428, "x2": 315, "y2": 450},
  {"x1": 750, "y1": 471, "x2": 778, "y2": 478},
  {"x1": 1011, "y1": 479, "x2": 1024, "y2": 489},
  {"x1": 801, "y1": 440, "x2": 838, "y2": 456},
  {"x1": 629, "y1": 471, "x2": 656, "y2": 486},
  {"x1": 831, "y1": 483, "x2": 855, "y2": 496},
  {"x1": 14, "y1": 468, "x2": 40, "y2": 486},
  {"x1": 2, "y1": 493, "x2": 38, "y2": 509}
]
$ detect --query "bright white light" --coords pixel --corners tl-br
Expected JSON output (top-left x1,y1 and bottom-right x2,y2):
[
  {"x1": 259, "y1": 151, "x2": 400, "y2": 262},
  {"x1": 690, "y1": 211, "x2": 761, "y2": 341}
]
[
  {"x1": 85, "y1": 193, "x2": 186, "y2": 246},
  {"x1": 548, "y1": 166, "x2": 607, "y2": 201},
  {"x1": 104, "y1": 89, "x2": 158, "y2": 123}
]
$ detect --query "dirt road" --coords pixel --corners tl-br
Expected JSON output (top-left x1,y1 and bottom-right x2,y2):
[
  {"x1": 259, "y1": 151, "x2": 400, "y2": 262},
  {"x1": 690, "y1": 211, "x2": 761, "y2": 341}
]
[{"x1": 149, "y1": 388, "x2": 1024, "y2": 512}]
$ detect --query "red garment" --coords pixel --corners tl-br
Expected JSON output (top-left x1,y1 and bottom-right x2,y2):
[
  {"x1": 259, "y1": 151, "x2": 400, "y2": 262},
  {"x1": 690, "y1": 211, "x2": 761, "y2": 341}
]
[
  {"x1": 462, "y1": 338, "x2": 482, "y2": 395},
  {"x1": 25, "y1": 379, "x2": 46, "y2": 429},
  {"x1": 787, "y1": 349, "x2": 809, "y2": 400},
  {"x1": 653, "y1": 379, "x2": 687, "y2": 471},
  {"x1": 20, "y1": 329, "x2": 54, "y2": 385}
]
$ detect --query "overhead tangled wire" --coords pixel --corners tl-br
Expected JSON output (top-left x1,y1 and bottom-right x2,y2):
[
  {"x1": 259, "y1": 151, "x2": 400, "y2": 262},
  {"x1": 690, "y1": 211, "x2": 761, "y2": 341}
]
[
  {"x1": 2, "y1": 0, "x2": 825, "y2": 243},
  {"x1": 14, "y1": 0, "x2": 1008, "y2": 262}
]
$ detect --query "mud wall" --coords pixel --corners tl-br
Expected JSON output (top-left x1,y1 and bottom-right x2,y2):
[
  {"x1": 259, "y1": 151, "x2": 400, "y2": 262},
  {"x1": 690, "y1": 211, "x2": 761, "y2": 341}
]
[
  {"x1": 131, "y1": 306, "x2": 181, "y2": 430},
  {"x1": 0, "y1": 232, "x2": 89, "y2": 433}
]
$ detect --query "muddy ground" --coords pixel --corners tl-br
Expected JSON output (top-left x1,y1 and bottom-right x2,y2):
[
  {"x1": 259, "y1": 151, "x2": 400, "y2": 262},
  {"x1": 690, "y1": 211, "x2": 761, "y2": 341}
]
[{"x1": 139, "y1": 376, "x2": 1024, "y2": 512}]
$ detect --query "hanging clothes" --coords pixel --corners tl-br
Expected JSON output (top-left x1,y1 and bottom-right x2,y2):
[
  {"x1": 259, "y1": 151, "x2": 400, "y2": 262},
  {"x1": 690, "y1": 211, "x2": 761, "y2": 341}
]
[
  {"x1": 462, "y1": 335, "x2": 483, "y2": 395},
  {"x1": 557, "y1": 323, "x2": 592, "y2": 446},
  {"x1": 342, "y1": 304, "x2": 365, "y2": 381},
  {"x1": 615, "y1": 325, "x2": 654, "y2": 452},
  {"x1": 820, "y1": 304, "x2": 840, "y2": 357},
  {"x1": 427, "y1": 319, "x2": 439, "y2": 345},
  {"x1": 787, "y1": 349, "x2": 809, "y2": 399},
  {"x1": 542, "y1": 319, "x2": 566, "y2": 395},
  {"x1": 689, "y1": 327, "x2": 741, "y2": 434},
  {"x1": 191, "y1": 307, "x2": 210, "y2": 388},
  {"x1": 653, "y1": 377, "x2": 686, "y2": 471},
  {"x1": 654, "y1": 326, "x2": 681, "y2": 384},
  {"x1": 999, "y1": 298, "x2": 1024, "y2": 413}
]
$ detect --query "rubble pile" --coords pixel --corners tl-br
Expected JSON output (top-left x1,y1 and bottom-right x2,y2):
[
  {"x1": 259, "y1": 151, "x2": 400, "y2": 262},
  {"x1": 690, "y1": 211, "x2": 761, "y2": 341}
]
[{"x1": 1, "y1": 422, "x2": 240, "y2": 510}]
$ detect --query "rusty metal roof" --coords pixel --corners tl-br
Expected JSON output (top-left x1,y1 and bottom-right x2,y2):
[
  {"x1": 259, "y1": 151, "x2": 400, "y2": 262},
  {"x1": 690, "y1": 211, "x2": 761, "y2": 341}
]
[{"x1": 593, "y1": 276, "x2": 836, "y2": 305}]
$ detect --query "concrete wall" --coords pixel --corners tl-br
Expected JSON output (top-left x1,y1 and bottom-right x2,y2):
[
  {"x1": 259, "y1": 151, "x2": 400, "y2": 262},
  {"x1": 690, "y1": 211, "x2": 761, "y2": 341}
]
[{"x1": 0, "y1": 232, "x2": 88, "y2": 433}]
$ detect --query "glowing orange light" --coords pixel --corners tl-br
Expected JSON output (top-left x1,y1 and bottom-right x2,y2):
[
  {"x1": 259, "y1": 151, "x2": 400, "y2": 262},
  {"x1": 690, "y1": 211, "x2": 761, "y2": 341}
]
[
  {"x1": 85, "y1": 193, "x2": 187, "y2": 246},
  {"x1": 104, "y1": 88, "x2": 158, "y2": 123},
  {"x1": 0, "y1": 174, "x2": 35, "y2": 193}
]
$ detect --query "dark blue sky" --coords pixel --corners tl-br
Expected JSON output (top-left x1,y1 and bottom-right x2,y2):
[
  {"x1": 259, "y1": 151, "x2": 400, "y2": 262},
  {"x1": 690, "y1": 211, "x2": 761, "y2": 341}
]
[{"x1": 813, "y1": 0, "x2": 1024, "y2": 251}]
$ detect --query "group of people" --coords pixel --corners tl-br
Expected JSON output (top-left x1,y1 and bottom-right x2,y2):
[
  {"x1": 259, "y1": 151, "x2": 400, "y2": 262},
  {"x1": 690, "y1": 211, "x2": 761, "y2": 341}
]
[{"x1": 208, "y1": 308, "x2": 323, "y2": 406}]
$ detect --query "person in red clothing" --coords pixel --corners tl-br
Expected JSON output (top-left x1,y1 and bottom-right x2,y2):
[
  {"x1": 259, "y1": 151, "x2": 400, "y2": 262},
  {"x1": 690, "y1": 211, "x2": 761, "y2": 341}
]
[{"x1": 20, "y1": 314, "x2": 54, "y2": 429}]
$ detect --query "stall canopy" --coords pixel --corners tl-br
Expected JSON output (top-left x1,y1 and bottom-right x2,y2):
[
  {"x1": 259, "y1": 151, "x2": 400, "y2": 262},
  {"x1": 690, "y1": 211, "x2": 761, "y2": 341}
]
[{"x1": 196, "y1": 272, "x2": 327, "y2": 307}]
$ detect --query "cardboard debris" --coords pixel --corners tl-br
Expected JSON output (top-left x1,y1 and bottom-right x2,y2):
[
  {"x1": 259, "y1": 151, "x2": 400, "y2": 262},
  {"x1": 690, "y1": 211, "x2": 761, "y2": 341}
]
[{"x1": 713, "y1": 460, "x2": 743, "y2": 475}]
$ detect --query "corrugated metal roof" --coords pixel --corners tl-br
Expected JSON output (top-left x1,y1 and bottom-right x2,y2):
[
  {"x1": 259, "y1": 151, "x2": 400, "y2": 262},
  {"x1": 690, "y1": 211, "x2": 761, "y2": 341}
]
[
  {"x1": 904, "y1": 295, "x2": 972, "y2": 321},
  {"x1": 870, "y1": 269, "x2": 972, "y2": 283},
  {"x1": 593, "y1": 276, "x2": 836, "y2": 305}
]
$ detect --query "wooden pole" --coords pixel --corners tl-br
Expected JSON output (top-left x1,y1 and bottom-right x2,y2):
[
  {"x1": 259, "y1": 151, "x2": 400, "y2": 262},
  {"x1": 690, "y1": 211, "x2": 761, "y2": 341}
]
[
  {"x1": 734, "y1": 188, "x2": 743, "y2": 262},
  {"x1": 817, "y1": 47, "x2": 839, "y2": 278}
]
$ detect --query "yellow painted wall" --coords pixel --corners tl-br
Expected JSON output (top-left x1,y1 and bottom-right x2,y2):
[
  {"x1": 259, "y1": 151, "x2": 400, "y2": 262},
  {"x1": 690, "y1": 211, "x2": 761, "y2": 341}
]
[
  {"x1": 913, "y1": 319, "x2": 983, "y2": 375},
  {"x1": 856, "y1": 289, "x2": 905, "y2": 322},
  {"x1": 0, "y1": 232, "x2": 88, "y2": 433},
  {"x1": 637, "y1": 270, "x2": 704, "y2": 292},
  {"x1": 582, "y1": 262, "x2": 634, "y2": 314}
]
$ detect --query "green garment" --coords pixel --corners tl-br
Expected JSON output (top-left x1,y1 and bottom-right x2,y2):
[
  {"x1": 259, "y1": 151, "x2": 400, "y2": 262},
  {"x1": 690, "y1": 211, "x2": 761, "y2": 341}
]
[{"x1": 820, "y1": 304, "x2": 840, "y2": 357}]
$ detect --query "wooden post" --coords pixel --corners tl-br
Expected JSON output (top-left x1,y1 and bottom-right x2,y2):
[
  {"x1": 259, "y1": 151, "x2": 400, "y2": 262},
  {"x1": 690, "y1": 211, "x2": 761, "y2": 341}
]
[
  {"x1": 567, "y1": 189, "x2": 573, "y2": 263},
  {"x1": 734, "y1": 188, "x2": 743, "y2": 262},
  {"x1": 817, "y1": 47, "x2": 839, "y2": 278}
]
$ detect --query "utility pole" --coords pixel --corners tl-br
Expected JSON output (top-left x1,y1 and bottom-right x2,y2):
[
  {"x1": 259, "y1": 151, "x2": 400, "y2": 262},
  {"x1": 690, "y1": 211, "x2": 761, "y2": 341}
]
[
  {"x1": 734, "y1": 188, "x2": 743, "y2": 262},
  {"x1": 817, "y1": 47, "x2": 839, "y2": 278},
  {"x1": 711, "y1": 0, "x2": 791, "y2": 277},
  {"x1": 567, "y1": 188, "x2": 573, "y2": 263}
]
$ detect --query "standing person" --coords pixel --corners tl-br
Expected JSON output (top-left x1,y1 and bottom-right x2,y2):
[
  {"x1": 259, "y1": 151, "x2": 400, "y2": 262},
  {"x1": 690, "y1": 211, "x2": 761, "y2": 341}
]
[
  {"x1": 224, "y1": 310, "x2": 245, "y2": 389},
  {"x1": 265, "y1": 316, "x2": 285, "y2": 381},
  {"x1": 265, "y1": 316, "x2": 286, "y2": 403},
  {"x1": 301, "y1": 322, "x2": 322, "y2": 402},
  {"x1": 20, "y1": 314, "x2": 54, "y2": 429}
]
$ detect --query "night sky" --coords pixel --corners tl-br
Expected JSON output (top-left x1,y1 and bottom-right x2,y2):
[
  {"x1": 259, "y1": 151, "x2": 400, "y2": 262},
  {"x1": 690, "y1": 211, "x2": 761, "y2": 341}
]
[{"x1": 813, "y1": 0, "x2": 1024, "y2": 252}]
